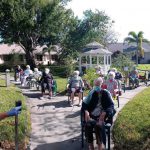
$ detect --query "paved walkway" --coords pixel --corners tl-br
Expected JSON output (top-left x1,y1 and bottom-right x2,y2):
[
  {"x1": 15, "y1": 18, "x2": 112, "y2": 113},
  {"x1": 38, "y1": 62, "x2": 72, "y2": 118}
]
[{"x1": 14, "y1": 81, "x2": 149, "y2": 150}]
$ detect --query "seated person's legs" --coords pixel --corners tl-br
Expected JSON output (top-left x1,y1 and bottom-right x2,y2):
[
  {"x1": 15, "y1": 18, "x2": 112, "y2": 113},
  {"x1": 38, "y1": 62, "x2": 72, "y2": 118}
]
[
  {"x1": 85, "y1": 123, "x2": 94, "y2": 150},
  {"x1": 135, "y1": 78, "x2": 139, "y2": 86},
  {"x1": 47, "y1": 83, "x2": 52, "y2": 98},
  {"x1": 95, "y1": 124, "x2": 105, "y2": 150},
  {"x1": 70, "y1": 88, "x2": 75, "y2": 105},
  {"x1": 41, "y1": 82, "x2": 46, "y2": 96}
]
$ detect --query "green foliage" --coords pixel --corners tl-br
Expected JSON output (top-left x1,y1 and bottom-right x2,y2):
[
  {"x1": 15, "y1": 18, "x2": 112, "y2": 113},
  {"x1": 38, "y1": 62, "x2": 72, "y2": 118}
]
[
  {"x1": 60, "y1": 9, "x2": 115, "y2": 60},
  {"x1": 112, "y1": 87, "x2": 150, "y2": 150},
  {"x1": 137, "y1": 64, "x2": 150, "y2": 70},
  {"x1": 124, "y1": 31, "x2": 149, "y2": 65},
  {"x1": 0, "y1": 77, "x2": 30, "y2": 144},
  {"x1": 0, "y1": 0, "x2": 74, "y2": 68},
  {"x1": 112, "y1": 52, "x2": 135, "y2": 74},
  {"x1": 83, "y1": 68, "x2": 99, "y2": 86}
]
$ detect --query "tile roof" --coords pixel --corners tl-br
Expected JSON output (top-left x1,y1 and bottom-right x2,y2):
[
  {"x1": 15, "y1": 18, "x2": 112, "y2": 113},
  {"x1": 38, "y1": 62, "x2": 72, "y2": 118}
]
[
  {"x1": 107, "y1": 43, "x2": 150, "y2": 53},
  {"x1": 0, "y1": 44, "x2": 57, "y2": 55}
]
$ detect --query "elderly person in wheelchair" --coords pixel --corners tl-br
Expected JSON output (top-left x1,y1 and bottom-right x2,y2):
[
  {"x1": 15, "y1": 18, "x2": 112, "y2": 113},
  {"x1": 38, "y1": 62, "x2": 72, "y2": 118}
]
[
  {"x1": 81, "y1": 78, "x2": 114, "y2": 150},
  {"x1": 68, "y1": 70, "x2": 84, "y2": 107},
  {"x1": 129, "y1": 67, "x2": 139, "y2": 88}
]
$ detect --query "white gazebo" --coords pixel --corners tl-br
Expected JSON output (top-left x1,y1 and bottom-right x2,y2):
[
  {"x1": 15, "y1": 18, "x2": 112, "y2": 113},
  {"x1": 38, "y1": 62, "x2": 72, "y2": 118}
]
[{"x1": 79, "y1": 42, "x2": 112, "y2": 75}]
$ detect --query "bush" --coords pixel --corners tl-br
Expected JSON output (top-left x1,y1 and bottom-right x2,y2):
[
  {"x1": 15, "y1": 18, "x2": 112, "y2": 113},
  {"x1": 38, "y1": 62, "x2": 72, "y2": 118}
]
[
  {"x1": 0, "y1": 77, "x2": 30, "y2": 149},
  {"x1": 83, "y1": 68, "x2": 99, "y2": 86},
  {"x1": 38, "y1": 65, "x2": 70, "y2": 77},
  {"x1": 112, "y1": 87, "x2": 150, "y2": 150}
]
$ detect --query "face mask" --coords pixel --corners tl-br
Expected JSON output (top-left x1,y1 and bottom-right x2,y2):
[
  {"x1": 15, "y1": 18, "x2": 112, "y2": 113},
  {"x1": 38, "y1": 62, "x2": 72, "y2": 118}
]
[
  {"x1": 74, "y1": 75, "x2": 78, "y2": 78},
  {"x1": 109, "y1": 76, "x2": 114, "y2": 79},
  {"x1": 95, "y1": 86, "x2": 101, "y2": 92}
]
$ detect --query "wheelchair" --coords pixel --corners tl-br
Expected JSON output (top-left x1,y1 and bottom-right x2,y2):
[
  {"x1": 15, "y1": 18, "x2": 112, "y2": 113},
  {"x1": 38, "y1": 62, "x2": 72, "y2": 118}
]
[
  {"x1": 129, "y1": 76, "x2": 139, "y2": 89},
  {"x1": 81, "y1": 109, "x2": 115, "y2": 150},
  {"x1": 66, "y1": 86, "x2": 84, "y2": 104}
]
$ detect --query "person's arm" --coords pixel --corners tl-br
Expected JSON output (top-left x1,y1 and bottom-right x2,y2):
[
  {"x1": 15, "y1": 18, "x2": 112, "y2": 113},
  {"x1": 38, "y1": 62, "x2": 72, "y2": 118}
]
[
  {"x1": 0, "y1": 112, "x2": 8, "y2": 121},
  {"x1": 0, "y1": 106, "x2": 21, "y2": 121}
]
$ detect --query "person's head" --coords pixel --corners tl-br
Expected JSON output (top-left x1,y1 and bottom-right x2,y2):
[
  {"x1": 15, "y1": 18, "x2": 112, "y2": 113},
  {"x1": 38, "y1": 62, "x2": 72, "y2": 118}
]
[
  {"x1": 26, "y1": 65, "x2": 30, "y2": 70},
  {"x1": 34, "y1": 68, "x2": 38, "y2": 72},
  {"x1": 94, "y1": 77, "x2": 103, "y2": 87},
  {"x1": 45, "y1": 68, "x2": 50, "y2": 74},
  {"x1": 95, "y1": 65, "x2": 101, "y2": 70},
  {"x1": 17, "y1": 65, "x2": 20, "y2": 69},
  {"x1": 132, "y1": 66, "x2": 136, "y2": 71},
  {"x1": 111, "y1": 68, "x2": 117, "y2": 73},
  {"x1": 108, "y1": 71, "x2": 115, "y2": 79},
  {"x1": 73, "y1": 70, "x2": 80, "y2": 77}
]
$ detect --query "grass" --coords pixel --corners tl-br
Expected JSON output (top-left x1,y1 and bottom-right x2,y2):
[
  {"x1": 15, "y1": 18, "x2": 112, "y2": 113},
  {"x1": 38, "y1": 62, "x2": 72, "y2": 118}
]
[
  {"x1": 137, "y1": 64, "x2": 150, "y2": 70},
  {"x1": 54, "y1": 76, "x2": 67, "y2": 93},
  {"x1": 0, "y1": 76, "x2": 30, "y2": 148},
  {"x1": 112, "y1": 87, "x2": 150, "y2": 150}
]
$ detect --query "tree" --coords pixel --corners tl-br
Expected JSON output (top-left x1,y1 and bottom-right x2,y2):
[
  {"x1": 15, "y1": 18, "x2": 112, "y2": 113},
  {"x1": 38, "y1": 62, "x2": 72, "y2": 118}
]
[
  {"x1": 124, "y1": 31, "x2": 149, "y2": 65},
  {"x1": 111, "y1": 52, "x2": 134, "y2": 73},
  {"x1": 0, "y1": 0, "x2": 73, "y2": 68},
  {"x1": 60, "y1": 9, "x2": 116, "y2": 61}
]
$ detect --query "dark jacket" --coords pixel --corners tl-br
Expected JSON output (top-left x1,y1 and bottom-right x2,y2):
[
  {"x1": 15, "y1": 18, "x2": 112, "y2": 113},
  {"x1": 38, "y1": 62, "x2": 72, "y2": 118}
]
[
  {"x1": 40, "y1": 72, "x2": 53, "y2": 84},
  {"x1": 82, "y1": 89, "x2": 114, "y2": 115}
]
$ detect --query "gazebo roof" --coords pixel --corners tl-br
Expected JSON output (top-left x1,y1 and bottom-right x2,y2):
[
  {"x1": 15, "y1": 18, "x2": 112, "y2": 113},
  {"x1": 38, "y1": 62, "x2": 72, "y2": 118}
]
[
  {"x1": 82, "y1": 48, "x2": 112, "y2": 55},
  {"x1": 82, "y1": 41, "x2": 112, "y2": 55},
  {"x1": 85, "y1": 41, "x2": 104, "y2": 49}
]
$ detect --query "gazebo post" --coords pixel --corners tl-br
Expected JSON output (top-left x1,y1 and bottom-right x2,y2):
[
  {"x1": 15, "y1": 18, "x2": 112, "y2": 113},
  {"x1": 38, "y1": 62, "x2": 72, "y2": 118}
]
[
  {"x1": 97, "y1": 55, "x2": 98, "y2": 66},
  {"x1": 89, "y1": 55, "x2": 92, "y2": 67}
]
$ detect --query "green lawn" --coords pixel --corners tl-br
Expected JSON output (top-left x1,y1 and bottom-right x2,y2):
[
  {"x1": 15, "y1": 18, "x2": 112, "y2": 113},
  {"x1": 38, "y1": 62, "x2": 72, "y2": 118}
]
[
  {"x1": 0, "y1": 77, "x2": 30, "y2": 149},
  {"x1": 112, "y1": 87, "x2": 150, "y2": 150},
  {"x1": 137, "y1": 64, "x2": 150, "y2": 70}
]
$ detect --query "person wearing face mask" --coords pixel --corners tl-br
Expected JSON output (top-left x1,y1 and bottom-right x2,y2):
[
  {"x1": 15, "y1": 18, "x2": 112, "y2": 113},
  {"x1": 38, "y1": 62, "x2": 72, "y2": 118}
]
[
  {"x1": 105, "y1": 72, "x2": 118, "y2": 98},
  {"x1": 69, "y1": 70, "x2": 84, "y2": 107},
  {"x1": 81, "y1": 78, "x2": 114, "y2": 150},
  {"x1": 21, "y1": 65, "x2": 33, "y2": 86},
  {"x1": 40, "y1": 68, "x2": 54, "y2": 99}
]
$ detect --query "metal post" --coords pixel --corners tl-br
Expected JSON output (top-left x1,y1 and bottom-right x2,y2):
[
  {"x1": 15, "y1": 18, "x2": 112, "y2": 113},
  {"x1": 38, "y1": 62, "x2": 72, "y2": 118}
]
[
  {"x1": 5, "y1": 69, "x2": 10, "y2": 87},
  {"x1": 15, "y1": 114, "x2": 18, "y2": 150}
]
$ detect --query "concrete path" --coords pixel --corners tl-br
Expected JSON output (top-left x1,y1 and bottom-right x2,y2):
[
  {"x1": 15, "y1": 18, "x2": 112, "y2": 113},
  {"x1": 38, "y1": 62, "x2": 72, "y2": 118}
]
[{"x1": 13, "y1": 81, "x2": 149, "y2": 150}]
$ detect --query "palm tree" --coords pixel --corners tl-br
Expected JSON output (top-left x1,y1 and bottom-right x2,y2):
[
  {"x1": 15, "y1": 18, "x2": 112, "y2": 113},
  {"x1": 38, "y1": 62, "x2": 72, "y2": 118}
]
[
  {"x1": 124, "y1": 31, "x2": 149, "y2": 65},
  {"x1": 42, "y1": 44, "x2": 57, "y2": 65}
]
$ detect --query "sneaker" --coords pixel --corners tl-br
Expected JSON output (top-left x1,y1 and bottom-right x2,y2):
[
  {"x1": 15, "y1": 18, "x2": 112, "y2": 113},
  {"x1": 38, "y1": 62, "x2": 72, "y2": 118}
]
[
  {"x1": 48, "y1": 96, "x2": 51, "y2": 99},
  {"x1": 40, "y1": 97, "x2": 44, "y2": 100},
  {"x1": 70, "y1": 101, "x2": 74, "y2": 107}
]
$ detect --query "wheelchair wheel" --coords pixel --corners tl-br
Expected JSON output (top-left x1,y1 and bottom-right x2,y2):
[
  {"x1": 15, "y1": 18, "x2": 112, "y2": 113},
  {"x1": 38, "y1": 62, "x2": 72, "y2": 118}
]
[{"x1": 117, "y1": 95, "x2": 119, "y2": 108}]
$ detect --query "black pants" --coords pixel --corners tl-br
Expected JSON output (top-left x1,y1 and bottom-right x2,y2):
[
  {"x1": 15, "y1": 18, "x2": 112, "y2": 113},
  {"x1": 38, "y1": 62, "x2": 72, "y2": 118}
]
[{"x1": 85, "y1": 119, "x2": 105, "y2": 144}]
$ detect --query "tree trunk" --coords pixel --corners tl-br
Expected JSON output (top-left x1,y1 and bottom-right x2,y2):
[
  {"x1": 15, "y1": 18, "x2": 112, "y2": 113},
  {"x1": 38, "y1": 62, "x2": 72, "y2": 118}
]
[{"x1": 25, "y1": 50, "x2": 36, "y2": 69}]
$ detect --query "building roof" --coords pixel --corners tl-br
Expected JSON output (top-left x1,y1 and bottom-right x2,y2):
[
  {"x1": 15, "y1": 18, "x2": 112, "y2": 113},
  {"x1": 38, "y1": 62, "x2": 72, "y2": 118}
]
[
  {"x1": 85, "y1": 41, "x2": 104, "y2": 49},
  {"x1": 82, "y1": 41, "x2": 112, "y2": 55},
  {"x1": 83, "y1": 48, "x2": 112, "y2": 55},
  {"x1": 0, "y1": 44, "x2": 57, "y2": 55},
  {"x1": 107, "y1": 42, "x2": 150, "y2": 53}
]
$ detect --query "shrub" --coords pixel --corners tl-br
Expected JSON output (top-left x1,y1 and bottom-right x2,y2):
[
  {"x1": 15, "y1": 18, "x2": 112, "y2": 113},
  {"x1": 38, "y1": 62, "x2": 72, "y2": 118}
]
[
  {"x1": 83, "y1": 68, "x2": 99, "y2": 86},
  {"x1": 112, "y1": 87, "x2": 150, "y2": 150}
]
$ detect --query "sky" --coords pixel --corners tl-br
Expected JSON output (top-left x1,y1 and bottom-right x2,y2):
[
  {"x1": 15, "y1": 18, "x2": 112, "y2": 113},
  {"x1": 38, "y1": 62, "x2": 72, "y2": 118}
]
[{"x1": 67, "y1": 0, "x2": 150, "y2": 42}]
